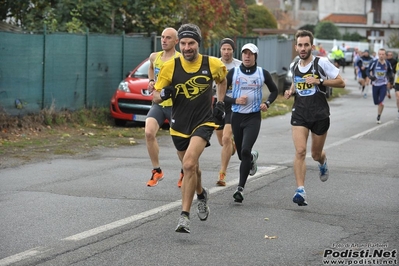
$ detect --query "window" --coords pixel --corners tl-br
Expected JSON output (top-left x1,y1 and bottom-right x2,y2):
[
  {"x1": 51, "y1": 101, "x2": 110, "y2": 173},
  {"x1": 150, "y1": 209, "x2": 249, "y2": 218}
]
[{"x1": 366, "y1": 30, "x2": 385, "y2": 41}]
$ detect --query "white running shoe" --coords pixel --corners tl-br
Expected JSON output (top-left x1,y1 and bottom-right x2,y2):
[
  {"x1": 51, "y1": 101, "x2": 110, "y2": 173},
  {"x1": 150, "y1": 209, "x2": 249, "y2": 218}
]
[
  {"x1": 197, "y1": 187, "x2": 210, "y2": 221},
  {"x1": 293, "y1": 187, "x2": 307, "y2": 206},
  {"x1": 175, "y1": 215, "x2": 190, "y2": 233},
  {"x1": 249, "y1": 150, "x2": 259, "y2": 176}
]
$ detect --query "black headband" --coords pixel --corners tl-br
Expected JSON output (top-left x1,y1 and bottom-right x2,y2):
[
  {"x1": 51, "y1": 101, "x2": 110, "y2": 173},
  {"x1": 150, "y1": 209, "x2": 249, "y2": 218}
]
[
  {"x1": 178, "y1": 30, "x2": 201, "y2": 46},
  {"x1": 220, "y1": 38, "x2": 235, "y2": 51}
]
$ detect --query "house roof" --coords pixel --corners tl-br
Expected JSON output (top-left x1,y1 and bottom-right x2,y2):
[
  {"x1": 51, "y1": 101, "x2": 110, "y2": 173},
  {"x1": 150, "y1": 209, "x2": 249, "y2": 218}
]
[{"x1": 322, "y1": 14, "x2": 367, "y2": 25}]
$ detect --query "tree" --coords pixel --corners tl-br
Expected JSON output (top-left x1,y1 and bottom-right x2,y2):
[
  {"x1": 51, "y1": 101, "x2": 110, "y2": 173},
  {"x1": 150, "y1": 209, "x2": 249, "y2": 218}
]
[
  {"x1": 342, "y1": 32, "x2": 351, "y2": 41},
  {"x1": 244, "y1": 0, "x2": 256, "y2": 4},
  {"x1": 24, "y1": 1, "x2": 59, "y2": 32},
  {"x1": 227, "y1": 0, "x2": 248, "y2": 37},
  {"x1": 178, "y1": 0, "x2": 232, "y2": 46},
  {"x1": 0, "y1": 0, "x2": 277, "y2": 42},
  {"x1": 3, "y1": 0, "x2": 122, "y2": 33},
  {"x1": 314, "y1": 21, "x2": 341, "y2": 40},
  {"x1": 342, "y1": 32, "x2": 366, "y2": 42},
  {"x1": 121, "y1": 0, "x2": 181, "y2": 35},
  {"x1": 0, "y1": 0, "x2": 59, "y2": 31},
  {"x1": 0, "y1": 0, "x2": 34, "y2": 27},
  {"x1": 244, "y1": 4, "x2": 277, "y2": 37},
  {"x1": 387, "y1": 31, "x2": 399, "y2": 48},
  {"x1": 299, "y1": 24, "x2": 315, "y2": 33}
]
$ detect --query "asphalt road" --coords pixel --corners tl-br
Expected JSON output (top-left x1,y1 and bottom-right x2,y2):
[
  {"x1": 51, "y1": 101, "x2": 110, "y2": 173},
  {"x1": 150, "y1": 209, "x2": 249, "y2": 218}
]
[{"x1": 1, "y1": 66, "x2": 398, "y2": 266}]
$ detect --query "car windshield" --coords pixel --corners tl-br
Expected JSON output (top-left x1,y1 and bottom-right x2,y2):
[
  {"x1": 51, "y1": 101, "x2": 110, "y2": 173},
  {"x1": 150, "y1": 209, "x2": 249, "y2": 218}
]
[{"x1": 131, "y1": 60, "x2": 150, "y2": 78}]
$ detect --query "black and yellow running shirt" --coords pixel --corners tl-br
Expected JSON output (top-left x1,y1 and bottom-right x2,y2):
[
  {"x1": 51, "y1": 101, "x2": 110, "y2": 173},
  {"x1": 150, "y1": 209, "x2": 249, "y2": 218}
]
[
  {"x1": 155, "y1": 54, "x2": 227, "y2": 137},
  {"x1": 153, "y1": 51, "x2": 180, "y2": 107}
]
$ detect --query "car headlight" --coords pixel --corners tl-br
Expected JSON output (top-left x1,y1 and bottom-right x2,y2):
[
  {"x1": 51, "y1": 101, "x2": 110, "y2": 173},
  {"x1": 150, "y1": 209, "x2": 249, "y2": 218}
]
[{"x1": 118, "y1": 81, "x2": 129, "y2": 92}]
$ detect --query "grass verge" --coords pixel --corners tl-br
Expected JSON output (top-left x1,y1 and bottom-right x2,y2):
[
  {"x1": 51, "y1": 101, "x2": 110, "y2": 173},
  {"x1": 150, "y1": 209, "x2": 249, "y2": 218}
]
[{"x1": 0, "y1": 88, "x2": 348, "y2": 168}]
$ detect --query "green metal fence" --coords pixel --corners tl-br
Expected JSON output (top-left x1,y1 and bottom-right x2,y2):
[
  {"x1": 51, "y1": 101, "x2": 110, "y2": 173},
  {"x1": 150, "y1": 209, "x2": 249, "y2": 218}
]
[
  {"x1": 0, "y1": 30, "x2": 292, "y2": 116},
  {"x1": 0, "y1": 30, "x2": 152, "y2": 115}
]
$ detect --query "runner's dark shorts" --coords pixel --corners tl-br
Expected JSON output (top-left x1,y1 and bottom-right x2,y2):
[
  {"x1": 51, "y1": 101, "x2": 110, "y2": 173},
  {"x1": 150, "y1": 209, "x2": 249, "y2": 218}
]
[
  {"x1": 291, "y1": 117, "x2": 330, "y2": 135},
  {"x1": 395, "y1": 83, "x2": 399, "y2": 92},
  {"x1": 216, "y1": 110, "x2": 232, "y2": 130},
  {"x1": 172, "y1": 125, "x2": 214, "y2": 151},
  {"x1": 213, "y1": 98, "x2": 231, "y2": 130},
  {"x1": 146, "y1": 103, "x2": 171, "y2": 126}
]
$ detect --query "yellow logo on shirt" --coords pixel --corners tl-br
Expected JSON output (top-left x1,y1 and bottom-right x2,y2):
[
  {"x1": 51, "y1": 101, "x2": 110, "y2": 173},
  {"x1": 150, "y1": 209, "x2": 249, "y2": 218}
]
[{"x1": 176, "y1": 75, "x2": 211, "y2": 100}]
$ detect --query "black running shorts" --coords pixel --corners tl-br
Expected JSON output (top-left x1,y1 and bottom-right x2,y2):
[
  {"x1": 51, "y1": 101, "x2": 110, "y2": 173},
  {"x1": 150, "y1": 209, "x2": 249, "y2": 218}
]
[
  {"x1": 292, "y1": 117, "x2": 330, "y2": 135},
  {"x1": 172, "y1": 125, "x2": 214, "y2": 151}
]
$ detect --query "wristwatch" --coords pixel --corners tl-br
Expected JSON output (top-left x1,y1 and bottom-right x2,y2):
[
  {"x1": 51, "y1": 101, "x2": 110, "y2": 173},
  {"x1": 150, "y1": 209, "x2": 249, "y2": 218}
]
[{"x1": 319, "y1": 78, "x2": 324, "y2": 85}]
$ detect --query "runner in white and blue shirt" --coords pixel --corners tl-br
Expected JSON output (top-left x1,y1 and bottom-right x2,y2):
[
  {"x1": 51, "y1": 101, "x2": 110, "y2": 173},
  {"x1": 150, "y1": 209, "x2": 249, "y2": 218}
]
[{"x1": 224, "y1": 43, "x2": 278, "y2": 203}]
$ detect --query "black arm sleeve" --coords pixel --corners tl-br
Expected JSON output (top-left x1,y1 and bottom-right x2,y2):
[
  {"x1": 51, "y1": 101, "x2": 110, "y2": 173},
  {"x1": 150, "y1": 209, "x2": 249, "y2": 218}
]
[
  {"x1": 224, "y1": 68, "x2": 236, "y2": 104},
  {"x1": 387, "y1": 62, "x2": 394, "y2": 79},
  {"x1": 356, "y1": 59, "x2": 362, "y2": 69},
  {"x1": 263, "y1": 69, "x2": 278, "y2": 104}
]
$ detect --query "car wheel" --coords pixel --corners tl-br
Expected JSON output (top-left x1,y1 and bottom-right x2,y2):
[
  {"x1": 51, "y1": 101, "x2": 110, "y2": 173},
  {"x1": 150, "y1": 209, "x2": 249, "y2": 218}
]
[{"x1": 114, "y1": 119, "x2": 127, "y2": 127}]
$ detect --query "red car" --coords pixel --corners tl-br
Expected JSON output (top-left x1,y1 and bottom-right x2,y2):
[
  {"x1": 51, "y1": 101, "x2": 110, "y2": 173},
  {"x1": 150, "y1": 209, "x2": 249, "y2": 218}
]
[{"x1": 110, "y1": 58, "x2": 162, "y2": 126}]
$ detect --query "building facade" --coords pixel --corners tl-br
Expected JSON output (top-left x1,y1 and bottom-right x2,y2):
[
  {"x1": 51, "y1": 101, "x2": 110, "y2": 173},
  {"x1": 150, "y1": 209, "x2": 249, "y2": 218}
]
[{"x1": 260, "y1": 0, "x2": 399, "y2": 48}]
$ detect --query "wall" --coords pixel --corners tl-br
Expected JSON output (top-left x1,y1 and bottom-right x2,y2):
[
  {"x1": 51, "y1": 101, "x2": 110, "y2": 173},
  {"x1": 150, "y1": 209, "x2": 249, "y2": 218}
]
[
  {"x1": 319, "y1": 0, "x2": 366, "y2": 20},
  {"x1": 380, "y1": 1, "x2": 399, "y2": 24}
]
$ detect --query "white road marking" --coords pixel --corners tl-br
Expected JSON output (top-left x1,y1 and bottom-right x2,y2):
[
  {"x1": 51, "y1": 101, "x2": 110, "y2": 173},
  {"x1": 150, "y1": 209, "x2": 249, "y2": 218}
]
[
  {"x1": 279, "y1": 120, "x2": 395, "y2": 164},
  {"x1": 62, "y1": 201, "x2": 182, "y2": 241},
  {"x1": 325, "y1": 120, "x2": 394, "y2": 149},
  {"x1": 0, "y1": 166, "x2": 281, "y2": 265},
  {"x1": 63, "y1": 166, "x2": 281, "y2": 241},
  {"x1": 0, "y1": 248, "x2": 46, "y2": 266}
]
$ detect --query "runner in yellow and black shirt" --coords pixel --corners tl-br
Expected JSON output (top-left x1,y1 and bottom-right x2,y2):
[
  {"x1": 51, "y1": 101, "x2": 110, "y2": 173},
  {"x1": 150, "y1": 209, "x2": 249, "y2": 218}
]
[
  {"x1": 153, "y1": 23, "x2": 227, "y2": 234},
  {"x1": 145, "y1": 28, "x2": 180, "y2": 187}
]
